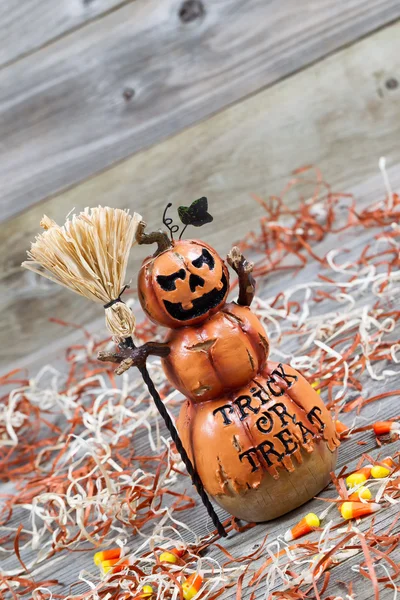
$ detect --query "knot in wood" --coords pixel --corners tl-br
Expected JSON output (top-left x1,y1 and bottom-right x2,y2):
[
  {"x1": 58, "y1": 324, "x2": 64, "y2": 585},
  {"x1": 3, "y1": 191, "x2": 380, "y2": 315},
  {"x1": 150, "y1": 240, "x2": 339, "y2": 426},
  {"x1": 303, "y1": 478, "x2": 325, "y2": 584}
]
[
  {"x1": 385, "y1": 77, "x2": 398, "y2": 91},
  {"x1": 179, "y1": 0, "x2": 205, "y2": 23},
  {"x1": 123, "y1": 87, "x2": 135, "y2": 101}
]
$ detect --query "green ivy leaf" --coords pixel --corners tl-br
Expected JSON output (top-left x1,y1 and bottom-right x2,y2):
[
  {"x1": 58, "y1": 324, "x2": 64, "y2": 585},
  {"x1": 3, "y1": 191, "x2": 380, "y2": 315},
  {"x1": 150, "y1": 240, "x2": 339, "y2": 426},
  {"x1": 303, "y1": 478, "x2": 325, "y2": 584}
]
[{"x1": 178, "y1": 197, "x2": 213, "y2": 227}]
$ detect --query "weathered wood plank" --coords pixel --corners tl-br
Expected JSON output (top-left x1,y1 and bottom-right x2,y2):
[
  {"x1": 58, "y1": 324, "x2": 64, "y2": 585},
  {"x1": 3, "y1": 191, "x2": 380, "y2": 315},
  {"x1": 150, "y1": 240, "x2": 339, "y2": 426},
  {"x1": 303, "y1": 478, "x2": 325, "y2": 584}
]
[
  {"x1": 1, "y1": 0, "x2": 400, "y2": 222},
  {"x1": 0, "y1": 0, "x2": 131, "y2": 68},
  {"x1": 1, "y1": 22, "x2": 400, "y2": 366}
]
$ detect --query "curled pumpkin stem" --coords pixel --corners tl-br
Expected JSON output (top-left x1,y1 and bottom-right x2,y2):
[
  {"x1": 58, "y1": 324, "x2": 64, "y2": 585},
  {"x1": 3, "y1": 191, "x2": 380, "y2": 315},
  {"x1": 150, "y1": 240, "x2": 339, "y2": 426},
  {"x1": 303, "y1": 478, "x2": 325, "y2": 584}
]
[
  {"x1": 136, "y1": 221, "x2": 172, "y2": 256},
  {"x1": 227, "y1": 246, "x2": 256, "y2": 307},
  {"x1": 98, "y1": 341, "x2": 171, "y2": 374}
]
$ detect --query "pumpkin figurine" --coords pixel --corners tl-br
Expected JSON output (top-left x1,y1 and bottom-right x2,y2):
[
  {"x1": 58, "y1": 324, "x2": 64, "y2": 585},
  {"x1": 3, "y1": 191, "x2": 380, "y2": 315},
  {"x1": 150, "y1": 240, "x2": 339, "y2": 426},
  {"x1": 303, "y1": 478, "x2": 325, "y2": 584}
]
[{"x1": 99, "y1": 199, "x2": 340, "y2": 522}]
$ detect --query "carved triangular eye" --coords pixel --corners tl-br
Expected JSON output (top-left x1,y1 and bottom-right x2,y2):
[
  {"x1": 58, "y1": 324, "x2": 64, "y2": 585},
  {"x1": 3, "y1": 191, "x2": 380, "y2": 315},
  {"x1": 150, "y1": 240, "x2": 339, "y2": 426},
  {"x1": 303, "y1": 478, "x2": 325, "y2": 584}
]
[
  {"x1": 189, "y1": 273, "x2": 205, "y2": 292},
  {"x1": 192, "y1": 248, "x2": 215, "y2": 270},
  {"x1": 156, "y1": 268, "x2": 186, "y2": 291}
]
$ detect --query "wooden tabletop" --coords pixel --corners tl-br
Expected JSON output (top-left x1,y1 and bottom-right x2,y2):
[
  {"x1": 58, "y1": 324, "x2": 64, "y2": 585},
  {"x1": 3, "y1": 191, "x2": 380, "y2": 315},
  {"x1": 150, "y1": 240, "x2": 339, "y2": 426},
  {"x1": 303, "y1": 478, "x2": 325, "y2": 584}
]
[{"x1": 1, "y1": 1, "x2": 400, "y2": 598}]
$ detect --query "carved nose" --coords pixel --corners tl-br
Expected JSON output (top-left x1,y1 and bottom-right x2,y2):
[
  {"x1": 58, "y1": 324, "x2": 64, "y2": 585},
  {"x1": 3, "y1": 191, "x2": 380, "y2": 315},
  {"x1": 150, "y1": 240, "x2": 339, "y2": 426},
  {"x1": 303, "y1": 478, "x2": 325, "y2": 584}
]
[{"x1": 189, "y1": 273, "x2": 205, "y2": 292}]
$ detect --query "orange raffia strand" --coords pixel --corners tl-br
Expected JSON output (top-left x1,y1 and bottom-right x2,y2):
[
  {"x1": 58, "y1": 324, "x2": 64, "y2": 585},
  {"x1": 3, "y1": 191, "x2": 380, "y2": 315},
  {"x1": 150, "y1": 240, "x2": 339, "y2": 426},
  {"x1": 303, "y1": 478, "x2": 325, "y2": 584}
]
[{"x1": 344, "y1": 390, "x2": 400, "y2": 414}]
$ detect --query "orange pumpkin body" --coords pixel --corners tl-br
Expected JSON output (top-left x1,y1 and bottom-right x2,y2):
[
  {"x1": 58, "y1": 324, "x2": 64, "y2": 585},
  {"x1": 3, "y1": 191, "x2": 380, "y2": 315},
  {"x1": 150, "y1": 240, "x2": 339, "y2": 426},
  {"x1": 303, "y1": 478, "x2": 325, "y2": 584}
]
[
  {"x1": 162, "y1": 303, "x2": 269, "y2": 402},
  {"x1": 138, "y1": 241, "x2": 340, "y2": 522},
  {"x1": 176, "y1": 363, "x2": 338, "y2": 521}
]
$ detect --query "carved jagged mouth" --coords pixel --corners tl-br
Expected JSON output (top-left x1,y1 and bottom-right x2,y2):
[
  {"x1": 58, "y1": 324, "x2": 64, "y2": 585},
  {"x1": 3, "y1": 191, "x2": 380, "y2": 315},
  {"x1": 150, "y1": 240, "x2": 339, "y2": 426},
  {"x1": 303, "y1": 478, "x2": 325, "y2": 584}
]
[{"x1": 163, "y1": 272, "x2": 228, "y2": 321}]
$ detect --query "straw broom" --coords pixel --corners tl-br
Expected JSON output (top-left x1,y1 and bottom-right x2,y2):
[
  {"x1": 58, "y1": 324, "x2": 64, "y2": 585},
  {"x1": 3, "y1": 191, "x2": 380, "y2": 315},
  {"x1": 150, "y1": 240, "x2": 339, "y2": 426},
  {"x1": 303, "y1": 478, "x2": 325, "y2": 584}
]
[{"x1": 22, "y1": 206, "x2": 226, "y2": 537}]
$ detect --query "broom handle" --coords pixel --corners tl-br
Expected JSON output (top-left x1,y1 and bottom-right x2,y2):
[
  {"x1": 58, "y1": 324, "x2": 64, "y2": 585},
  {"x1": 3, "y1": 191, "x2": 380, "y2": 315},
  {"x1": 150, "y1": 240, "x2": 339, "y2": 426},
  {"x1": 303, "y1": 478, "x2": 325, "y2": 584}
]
[{"x1": 125, "y1": 337, "x2": 227, "y2": 537}]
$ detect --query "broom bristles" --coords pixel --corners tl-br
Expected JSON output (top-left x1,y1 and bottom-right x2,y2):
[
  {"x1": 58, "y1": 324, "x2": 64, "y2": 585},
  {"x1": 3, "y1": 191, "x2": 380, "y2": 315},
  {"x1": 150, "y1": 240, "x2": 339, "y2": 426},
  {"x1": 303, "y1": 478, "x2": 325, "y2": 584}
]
[{"x1": 22, "y1": 206, "x2": 142, "y2": 339}]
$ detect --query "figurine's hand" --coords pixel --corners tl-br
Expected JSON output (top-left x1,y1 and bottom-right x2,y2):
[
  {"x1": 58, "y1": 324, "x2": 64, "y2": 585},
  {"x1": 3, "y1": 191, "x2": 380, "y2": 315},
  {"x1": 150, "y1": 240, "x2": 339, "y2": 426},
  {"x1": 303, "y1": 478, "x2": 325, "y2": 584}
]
[
  {"x1": 227, "y1": 247, "x2": 255, "y2": 307},
  {"x1": 227, "y1": 246, "x2": 242, "y2": 271},
  {"x1": 98, "y1": 342, "x2": 170, "y2": 375},
  {"x1": 243, "y1": 260, "x2": 254, "y2": 275},
  {"x1": 227, "y1": 246, "x2": 254, "y2": 274}
]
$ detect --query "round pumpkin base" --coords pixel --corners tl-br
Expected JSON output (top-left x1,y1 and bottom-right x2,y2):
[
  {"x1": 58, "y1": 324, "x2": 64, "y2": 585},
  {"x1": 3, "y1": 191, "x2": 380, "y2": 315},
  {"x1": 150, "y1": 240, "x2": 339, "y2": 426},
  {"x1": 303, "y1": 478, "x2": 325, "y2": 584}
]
[{"x1": 212, "y1": 442, "x2": 337, "y2": 523}]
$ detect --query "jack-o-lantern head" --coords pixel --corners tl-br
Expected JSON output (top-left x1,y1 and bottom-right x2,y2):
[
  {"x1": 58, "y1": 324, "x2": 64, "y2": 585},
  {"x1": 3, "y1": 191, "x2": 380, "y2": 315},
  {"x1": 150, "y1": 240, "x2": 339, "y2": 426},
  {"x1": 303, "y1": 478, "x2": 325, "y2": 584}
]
[{"x1": 138, "y1": 238, "x2": 229, "y2": 328}]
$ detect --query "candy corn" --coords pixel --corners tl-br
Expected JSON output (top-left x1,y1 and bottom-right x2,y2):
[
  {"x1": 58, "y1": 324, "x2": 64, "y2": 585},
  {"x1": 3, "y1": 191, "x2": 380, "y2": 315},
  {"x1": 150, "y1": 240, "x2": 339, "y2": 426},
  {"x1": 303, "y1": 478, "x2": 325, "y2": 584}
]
[
  {"x1": 348, "y1": 486, "x2": 372, "y2": 501},
  {"x1": 371, "y1": 457, "x2": 394, "y2": 479},
  {"x1": 335, "y1": 420, "x2": 350, "y2": 437},
  {"x1": 311, "y1": 381, "x2": 321, "y2": 395},
  {"x1": 340, "y1": 501, "x2": 381, "y2": 520},
  {"x1": 182, "y1": 573, "x2": 203, "y2": 600},
  {"x1": 159, "y1": 548, "x2": 185, "y2": 563},
  {"x1": 141, "y1": 585, "x2": 154, "y2": 597},
  {"x1": 100, "y1": 558, "x2": 129, "y2": 574},
  {"x1": 160, "y1": 551, "x2": 178, "y2": 564},
  {"x1": 373, "y1": 421, "x2": 400, "y2": 437},
  {"x1": 93, "y1": 548, "x2": 130, "y2": 574},
  {"x1": 284, "y1": 513, "x2": 320, "y2": 542},
  {"x1": 94, "y1": 548, "x2": 121, "y2": 565},
  {"x1": 346, "y1": 466, "x2": 372, "y2": 488}
]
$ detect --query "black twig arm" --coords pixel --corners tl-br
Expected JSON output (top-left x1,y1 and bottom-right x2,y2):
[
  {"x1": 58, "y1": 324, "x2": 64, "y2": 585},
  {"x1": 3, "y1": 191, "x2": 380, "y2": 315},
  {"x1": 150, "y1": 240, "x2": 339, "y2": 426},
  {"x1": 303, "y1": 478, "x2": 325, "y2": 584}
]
[
  {"x1": 98, "y1": 338, "x2": 227, "y2": 537},
  {"x1": 227, "y1": 246, "x2": 256, "y2": 307},
  {"x1": 98, "y1": 341, "x2": 170, "y2": 375}
]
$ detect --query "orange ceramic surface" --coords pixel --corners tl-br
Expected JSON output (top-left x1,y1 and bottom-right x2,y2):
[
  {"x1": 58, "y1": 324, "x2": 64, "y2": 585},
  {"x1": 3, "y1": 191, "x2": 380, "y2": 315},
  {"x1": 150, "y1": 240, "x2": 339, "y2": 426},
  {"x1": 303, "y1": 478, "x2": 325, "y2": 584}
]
[
  {"x1": 263, "y1": 361, "x2": 339, "y2": 453},
  {"x1": 138, "y1": 240, "x2": 229, "y2": 328},
  {"x1": 162, "y1": 303, "x2": 269, "y2": 402},
  {"x1": 178, "y1": 362, "x2": 339, "y2": 514}
]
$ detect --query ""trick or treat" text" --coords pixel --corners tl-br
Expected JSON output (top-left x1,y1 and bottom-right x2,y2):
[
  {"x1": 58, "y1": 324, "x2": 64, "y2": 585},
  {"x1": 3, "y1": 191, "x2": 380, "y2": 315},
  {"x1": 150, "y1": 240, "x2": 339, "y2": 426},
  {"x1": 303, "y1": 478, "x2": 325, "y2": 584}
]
[{"x1": 212, "y1": 363, "x2": 325, "y2": 471}]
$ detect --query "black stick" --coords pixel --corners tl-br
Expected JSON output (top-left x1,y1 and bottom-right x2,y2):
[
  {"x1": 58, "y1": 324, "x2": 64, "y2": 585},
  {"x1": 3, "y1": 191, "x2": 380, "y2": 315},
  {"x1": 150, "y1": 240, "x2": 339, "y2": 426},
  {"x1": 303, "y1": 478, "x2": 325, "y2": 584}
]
[{"x1": 125, "y1": 337, "x2": 227, "y2": 537}]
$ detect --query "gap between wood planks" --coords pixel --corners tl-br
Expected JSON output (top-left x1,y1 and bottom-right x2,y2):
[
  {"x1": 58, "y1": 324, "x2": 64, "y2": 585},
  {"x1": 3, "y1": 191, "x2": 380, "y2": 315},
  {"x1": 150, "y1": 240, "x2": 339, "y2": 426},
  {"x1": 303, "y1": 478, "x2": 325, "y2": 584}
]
[
  {"x1": 1, "y1": 1, "x2": 400, "y2": 222},
  {"x1": 0, "y1": 0, "x2": 135, "y2": 70},
  {"x1": 2, "y1": 16, "x2": 400, "y2": 365}
]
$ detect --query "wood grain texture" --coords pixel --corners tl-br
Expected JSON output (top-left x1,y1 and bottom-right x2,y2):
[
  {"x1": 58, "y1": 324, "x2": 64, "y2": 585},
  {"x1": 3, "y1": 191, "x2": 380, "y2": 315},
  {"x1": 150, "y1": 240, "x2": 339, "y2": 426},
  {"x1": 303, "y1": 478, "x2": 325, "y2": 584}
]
[
  {"x1": 0, "y1": 0, "x2": 131, "y2": 68},
  {"x1": 2, "y1": 22, "x2": 400, "y2": 367},
  {"x1": 1, "y1": 0, "x2": 400, "y2": 222}
]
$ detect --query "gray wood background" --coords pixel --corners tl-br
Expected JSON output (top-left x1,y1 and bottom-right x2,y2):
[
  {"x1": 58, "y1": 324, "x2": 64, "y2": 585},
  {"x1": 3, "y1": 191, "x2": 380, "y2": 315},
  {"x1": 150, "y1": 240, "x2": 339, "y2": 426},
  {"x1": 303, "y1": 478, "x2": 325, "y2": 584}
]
[
  {"x1": 1, "y1": 1, "x2": 400, "y2": 597},
  {"x1": 1, "y1": 0, "x2": 400, "y2": 223}
]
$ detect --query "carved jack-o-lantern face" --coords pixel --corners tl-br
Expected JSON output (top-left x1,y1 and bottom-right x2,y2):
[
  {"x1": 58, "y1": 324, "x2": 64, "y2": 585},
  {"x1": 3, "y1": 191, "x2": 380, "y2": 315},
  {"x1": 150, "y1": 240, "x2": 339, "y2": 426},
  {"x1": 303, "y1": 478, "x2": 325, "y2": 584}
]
[{"x1": 138, "y1": 240, "x2": 229, "y2": 328}]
